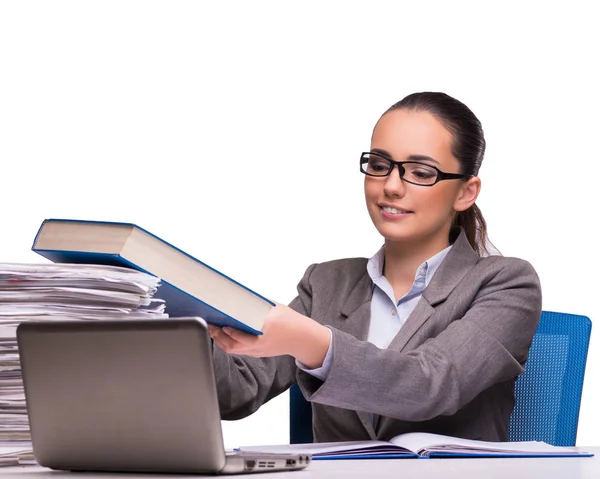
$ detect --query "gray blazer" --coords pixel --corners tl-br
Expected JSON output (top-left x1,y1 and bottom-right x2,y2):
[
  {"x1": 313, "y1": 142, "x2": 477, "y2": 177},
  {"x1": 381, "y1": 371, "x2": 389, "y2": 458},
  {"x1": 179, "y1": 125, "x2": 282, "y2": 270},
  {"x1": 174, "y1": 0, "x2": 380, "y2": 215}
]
[{"x1": 213, "y1": 228, "x2": 542, "y2": 442}]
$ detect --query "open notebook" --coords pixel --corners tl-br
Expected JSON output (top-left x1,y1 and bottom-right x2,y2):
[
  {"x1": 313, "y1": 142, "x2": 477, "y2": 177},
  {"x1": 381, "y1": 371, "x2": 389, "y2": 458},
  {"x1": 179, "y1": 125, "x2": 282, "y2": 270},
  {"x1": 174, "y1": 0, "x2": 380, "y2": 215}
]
[{"x1": 238, "y1": 432, "x2": 594, "y2": 460}]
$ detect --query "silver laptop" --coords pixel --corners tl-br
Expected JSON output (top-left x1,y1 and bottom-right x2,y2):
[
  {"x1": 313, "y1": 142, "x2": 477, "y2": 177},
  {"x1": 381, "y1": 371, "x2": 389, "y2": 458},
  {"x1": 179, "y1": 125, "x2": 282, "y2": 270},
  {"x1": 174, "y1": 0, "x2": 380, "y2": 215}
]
[{"x1": 16, "y1": 317, "x2": 310, "y2": 474}]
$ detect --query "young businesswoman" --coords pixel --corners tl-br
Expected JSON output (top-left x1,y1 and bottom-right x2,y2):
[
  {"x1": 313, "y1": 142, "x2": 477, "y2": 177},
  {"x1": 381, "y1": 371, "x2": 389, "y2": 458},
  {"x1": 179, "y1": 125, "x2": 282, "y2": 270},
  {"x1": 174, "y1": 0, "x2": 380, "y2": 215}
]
[{"x1": 209, "y1": 92, "x2": 542, "y2": 443}]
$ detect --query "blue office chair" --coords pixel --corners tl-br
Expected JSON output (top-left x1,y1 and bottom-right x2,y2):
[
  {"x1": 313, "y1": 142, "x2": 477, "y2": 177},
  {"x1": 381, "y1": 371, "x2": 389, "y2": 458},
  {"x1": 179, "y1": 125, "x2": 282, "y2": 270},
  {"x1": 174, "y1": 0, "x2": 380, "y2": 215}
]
[
  {"x1": 508, "y1": 310, "x2": 591, "y2": 446},
  {"x1": 289, "y1": 310, "x2": 592, "y2": 446}
]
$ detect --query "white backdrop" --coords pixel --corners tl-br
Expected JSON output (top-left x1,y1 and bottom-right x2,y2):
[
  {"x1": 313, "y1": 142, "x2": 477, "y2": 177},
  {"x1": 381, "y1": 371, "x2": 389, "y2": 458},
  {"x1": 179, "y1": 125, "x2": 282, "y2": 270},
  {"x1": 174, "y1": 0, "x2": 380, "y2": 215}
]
[{"x1": 1, "y1": 1, "x2": 598, "y2": 448}]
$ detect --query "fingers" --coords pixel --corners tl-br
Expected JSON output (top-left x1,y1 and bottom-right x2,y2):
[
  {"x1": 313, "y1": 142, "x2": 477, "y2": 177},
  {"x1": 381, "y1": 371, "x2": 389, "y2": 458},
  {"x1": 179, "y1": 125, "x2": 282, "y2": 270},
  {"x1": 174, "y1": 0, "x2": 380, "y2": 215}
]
[
  {"x1": 212, "y1": 330, "x2": 241, "y2": 353},
  {"x1": 222, "y1": 327, "x2": 256, "y2": 345},
  {"x1": 207, "y1": 325, "x2": 220, "y2": 338},
  {"x1": 208, "y1": 325, "x2": 258, "y2": 355}
]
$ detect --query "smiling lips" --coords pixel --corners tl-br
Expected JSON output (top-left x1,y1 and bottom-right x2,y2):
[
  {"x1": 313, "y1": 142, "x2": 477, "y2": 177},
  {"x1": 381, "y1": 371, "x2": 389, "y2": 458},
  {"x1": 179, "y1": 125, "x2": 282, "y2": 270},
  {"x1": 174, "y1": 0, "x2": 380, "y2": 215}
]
[{"x1": 379, "y1": 204, "x2": 413, "y2": 218}]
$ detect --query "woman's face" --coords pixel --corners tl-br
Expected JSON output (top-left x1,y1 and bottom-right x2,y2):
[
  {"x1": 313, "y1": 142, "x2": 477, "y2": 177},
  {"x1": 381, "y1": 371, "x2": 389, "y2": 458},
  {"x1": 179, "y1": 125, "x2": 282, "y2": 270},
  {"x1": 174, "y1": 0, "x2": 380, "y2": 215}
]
[{"x1": 365, "y1": 108, "x2": 477, "y2": 247}]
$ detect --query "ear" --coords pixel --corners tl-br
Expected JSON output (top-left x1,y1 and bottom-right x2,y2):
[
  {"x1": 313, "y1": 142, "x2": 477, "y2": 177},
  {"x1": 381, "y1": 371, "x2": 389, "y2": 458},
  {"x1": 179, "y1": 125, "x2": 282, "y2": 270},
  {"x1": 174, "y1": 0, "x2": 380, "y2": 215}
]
[{"x1": 454, "y1": 177, "x2": 481, "y2": 212}]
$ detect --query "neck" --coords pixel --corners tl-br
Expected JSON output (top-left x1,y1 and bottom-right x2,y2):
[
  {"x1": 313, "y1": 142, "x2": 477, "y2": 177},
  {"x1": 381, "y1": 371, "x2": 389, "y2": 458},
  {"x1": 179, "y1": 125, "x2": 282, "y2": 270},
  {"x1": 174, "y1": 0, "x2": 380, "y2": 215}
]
[{"x1": 382, "y1": 233, "x2": 451, "y2": 286}]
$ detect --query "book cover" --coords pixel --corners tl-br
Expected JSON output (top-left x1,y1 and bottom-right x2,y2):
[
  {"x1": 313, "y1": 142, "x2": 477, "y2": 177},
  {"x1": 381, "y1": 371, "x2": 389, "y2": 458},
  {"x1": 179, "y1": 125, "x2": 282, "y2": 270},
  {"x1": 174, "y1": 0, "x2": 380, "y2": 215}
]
[{"x1": 31, "y1": 219, "x2": 274, "y2": 335}]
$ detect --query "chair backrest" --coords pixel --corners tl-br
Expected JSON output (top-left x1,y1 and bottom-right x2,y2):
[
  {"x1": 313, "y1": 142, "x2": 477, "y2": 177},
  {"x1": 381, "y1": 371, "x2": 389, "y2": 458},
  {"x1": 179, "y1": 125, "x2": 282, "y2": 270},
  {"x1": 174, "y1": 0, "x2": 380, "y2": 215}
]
[
  {"x1": 508, "y1": 310, "x2": 591, "y2": 445},
  {"x1": 289, "y1": 310, "x2": 592, "y2": 446}
]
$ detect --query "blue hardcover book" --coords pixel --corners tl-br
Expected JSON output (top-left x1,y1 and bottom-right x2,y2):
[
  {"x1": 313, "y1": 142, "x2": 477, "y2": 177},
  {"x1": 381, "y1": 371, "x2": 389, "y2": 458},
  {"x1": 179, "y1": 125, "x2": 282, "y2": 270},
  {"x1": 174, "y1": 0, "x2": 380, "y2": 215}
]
[{"x1": 31, "y1": 218, "x2": 274, "y2": 335}]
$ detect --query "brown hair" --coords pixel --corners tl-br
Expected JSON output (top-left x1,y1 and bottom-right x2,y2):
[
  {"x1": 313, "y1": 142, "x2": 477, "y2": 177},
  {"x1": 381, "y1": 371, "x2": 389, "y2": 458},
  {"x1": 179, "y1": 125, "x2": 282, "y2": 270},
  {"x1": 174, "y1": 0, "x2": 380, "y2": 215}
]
[{"x1": 386, "y1": 92, "x2": 493, "y2": 256}]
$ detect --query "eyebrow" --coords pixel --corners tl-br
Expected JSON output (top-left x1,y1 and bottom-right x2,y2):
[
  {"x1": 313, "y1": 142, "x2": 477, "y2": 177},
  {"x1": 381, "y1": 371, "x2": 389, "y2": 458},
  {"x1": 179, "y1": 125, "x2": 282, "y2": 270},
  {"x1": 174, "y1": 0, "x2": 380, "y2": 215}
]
[{"x1": 371, "y1": 148, "x2": 441, "y2": 166}]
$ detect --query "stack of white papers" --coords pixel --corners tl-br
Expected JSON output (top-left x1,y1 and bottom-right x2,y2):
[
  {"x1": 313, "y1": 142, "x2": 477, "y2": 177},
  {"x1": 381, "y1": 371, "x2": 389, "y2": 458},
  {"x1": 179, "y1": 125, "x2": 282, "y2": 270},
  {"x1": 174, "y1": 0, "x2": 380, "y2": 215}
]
[
  {"x1": 0, "y1": 262, "x2": 168, "y2": 466},
  {"x1": 0, "y1": 445, "x2": 35, "y2": 467}
]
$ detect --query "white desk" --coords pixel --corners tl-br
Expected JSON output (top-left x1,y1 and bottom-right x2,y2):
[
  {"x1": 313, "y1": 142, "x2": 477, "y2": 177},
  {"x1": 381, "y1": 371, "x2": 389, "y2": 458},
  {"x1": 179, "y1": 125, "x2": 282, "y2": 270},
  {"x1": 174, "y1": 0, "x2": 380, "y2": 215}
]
[{"x1": 1, "y1": 448, "x2": 598, "y2": 478}]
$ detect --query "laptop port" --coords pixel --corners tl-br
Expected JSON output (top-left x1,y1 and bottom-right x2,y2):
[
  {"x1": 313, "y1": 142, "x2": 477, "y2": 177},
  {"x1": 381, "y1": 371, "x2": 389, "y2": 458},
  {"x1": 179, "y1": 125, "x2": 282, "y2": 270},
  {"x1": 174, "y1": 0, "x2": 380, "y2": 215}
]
[
  {"x1": 244, "y1": 460, "x2": 256, "y2": 470},
  {"x1": 285, "y1": 459, "x2": 297, "y2": 467}
]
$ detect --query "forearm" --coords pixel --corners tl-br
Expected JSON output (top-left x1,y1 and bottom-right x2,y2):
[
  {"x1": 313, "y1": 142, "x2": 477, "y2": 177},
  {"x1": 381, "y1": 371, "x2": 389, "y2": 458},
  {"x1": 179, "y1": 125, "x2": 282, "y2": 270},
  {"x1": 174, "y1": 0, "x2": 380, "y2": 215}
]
[
  {"x1": 288, "y1": 317, "x2": 331, "y2": 369},
  {"x1": 301, "y1": 324, "x2": 525, "y2": 422}
]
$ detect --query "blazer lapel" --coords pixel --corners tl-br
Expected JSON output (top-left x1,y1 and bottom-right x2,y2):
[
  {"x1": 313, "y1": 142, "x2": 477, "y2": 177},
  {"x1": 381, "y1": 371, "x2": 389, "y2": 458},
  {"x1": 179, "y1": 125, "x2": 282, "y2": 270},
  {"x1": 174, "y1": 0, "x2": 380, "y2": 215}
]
[
  {"x1": 336, "y1": 230, "x2": 480, "y2": 439},
  {"x1": 386, "y1": 298, "x2": 435, "y2": 352},
  {"x1": 420, "y1": 229, "x2": 480, "y2": 306},
  {"x1": 386, "y1": 229, "x2": 480, "y2": 353},
  {"x1": 339, "y1": 270, "x2": 373, "y2": 341},
  {"x1": 374, "y1": 230, "x2": 480, "y2": 434}
]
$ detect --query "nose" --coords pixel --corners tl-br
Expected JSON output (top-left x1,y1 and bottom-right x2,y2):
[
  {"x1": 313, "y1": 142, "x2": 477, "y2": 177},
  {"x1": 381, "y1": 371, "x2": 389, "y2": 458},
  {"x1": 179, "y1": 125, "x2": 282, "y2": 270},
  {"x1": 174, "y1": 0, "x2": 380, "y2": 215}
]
[{"x1": 383, "y1": 165, "x2": 407, "y2": 198}]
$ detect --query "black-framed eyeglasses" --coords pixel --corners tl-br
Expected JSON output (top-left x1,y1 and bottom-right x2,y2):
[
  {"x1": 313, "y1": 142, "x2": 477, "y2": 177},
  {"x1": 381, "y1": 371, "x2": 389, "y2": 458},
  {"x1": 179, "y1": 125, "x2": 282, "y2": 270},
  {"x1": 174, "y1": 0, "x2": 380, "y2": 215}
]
[{"x1": 359, "y1": 152, "x2": 473, "y2": 187}]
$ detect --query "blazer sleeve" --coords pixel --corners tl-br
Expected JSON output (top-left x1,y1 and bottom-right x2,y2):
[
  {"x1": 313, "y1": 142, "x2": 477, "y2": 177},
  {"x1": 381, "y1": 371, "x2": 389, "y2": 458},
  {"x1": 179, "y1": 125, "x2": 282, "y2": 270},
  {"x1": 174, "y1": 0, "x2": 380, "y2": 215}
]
[
  {"x1": 213, "y1": 264, "x2": 318, "y2": 419},
  {"x1": 298, "y1": 258, "x2": 542, "y2": 422}
]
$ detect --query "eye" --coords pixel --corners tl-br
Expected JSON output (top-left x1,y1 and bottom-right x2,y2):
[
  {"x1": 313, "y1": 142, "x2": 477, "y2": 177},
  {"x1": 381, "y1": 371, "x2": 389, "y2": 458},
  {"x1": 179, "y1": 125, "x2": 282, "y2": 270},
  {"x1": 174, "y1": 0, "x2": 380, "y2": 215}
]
[
  {"x1": 412, "y1": 169, "x2": 436, "y2": 179},
  {"x1": 369, "y1": 160, "x2": 390, "y2": 172},
  {"x1": 404, "y1": 163, "x2": 438, "y2": 184},
  {"x1": 365, "y1": 155, "x2": 392, "y2": 175}
]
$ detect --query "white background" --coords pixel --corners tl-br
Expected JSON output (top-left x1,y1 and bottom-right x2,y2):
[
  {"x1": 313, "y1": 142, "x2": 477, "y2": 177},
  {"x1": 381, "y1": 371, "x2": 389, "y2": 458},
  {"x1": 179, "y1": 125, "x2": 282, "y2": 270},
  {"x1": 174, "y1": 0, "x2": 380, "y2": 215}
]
[{"x1": 1, "y1": 1, "x2": 598, "y2": 448}]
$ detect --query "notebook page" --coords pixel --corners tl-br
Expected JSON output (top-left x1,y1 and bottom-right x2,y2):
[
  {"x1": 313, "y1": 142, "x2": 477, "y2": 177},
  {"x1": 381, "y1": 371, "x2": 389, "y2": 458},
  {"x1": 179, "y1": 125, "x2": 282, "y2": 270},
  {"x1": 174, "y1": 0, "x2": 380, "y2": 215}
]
[{"x1": 391, "y1": 432, "x2": 581, "y2": 455}]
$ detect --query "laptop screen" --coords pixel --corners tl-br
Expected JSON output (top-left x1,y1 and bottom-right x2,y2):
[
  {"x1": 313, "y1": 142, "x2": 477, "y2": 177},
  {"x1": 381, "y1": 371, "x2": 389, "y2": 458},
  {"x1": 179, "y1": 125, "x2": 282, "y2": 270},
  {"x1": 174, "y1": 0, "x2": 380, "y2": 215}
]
[{"x1": 18, "y1": 318, "x2": 233, "y2": 473}]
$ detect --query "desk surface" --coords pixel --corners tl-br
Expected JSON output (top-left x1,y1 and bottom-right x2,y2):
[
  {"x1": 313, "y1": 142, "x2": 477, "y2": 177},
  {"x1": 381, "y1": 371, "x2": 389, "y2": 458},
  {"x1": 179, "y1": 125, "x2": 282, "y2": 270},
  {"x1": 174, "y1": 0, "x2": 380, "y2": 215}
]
[{"x1": 1, "y1": 448, "x2": 598, "y2": 478}]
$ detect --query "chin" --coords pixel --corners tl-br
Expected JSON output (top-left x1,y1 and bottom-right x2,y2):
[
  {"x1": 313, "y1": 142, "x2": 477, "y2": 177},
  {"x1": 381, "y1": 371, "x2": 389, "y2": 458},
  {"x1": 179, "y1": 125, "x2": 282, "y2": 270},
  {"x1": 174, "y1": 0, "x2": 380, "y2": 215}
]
[
  {"x1": 373, "y1": 225, "x2": 415, "y2": 242},
  {"x1": 382, "y1": 234, "x2": 416, "y2": 243}
]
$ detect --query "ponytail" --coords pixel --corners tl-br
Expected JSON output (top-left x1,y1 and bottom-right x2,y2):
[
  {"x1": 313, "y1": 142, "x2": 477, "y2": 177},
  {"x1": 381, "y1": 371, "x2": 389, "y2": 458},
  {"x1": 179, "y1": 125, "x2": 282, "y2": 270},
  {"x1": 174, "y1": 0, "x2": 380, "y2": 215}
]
[{"x1": 452, "y1": 203, "x2": 496, "y2": 256}]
